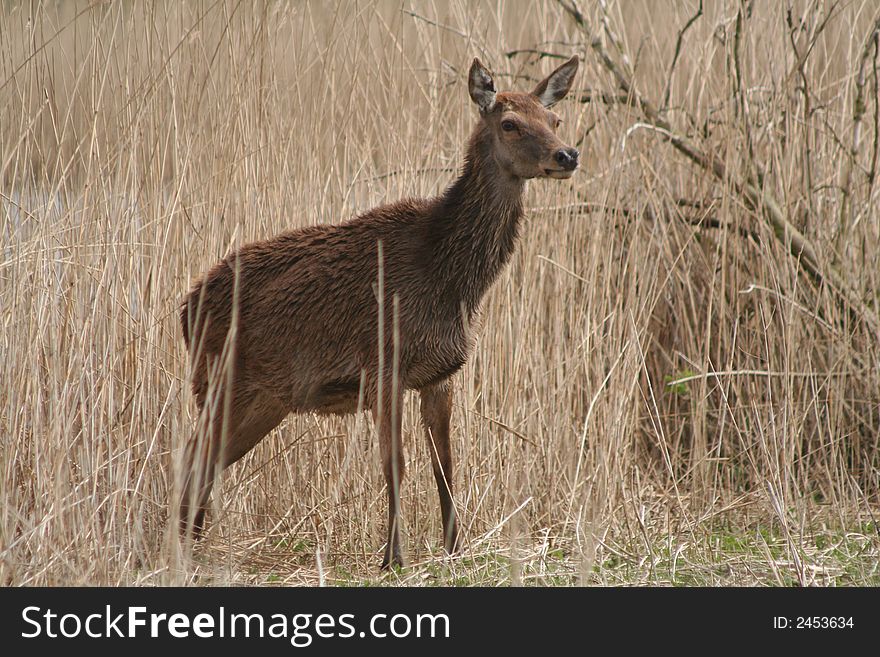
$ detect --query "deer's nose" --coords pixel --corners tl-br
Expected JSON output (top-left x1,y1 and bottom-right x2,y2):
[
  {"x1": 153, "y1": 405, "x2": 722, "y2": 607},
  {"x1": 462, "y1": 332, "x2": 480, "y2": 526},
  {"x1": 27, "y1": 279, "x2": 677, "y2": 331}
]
[{"x1": 555, "y1": 147, "x2": 579, "y2": 170}]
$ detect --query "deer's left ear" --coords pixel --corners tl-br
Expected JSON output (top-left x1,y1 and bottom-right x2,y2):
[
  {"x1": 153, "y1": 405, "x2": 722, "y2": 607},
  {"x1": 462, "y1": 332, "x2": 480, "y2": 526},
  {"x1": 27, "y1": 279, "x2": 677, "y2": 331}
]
[{"x1": 532, "y1": 55, "x2": 579, "y2": 108}]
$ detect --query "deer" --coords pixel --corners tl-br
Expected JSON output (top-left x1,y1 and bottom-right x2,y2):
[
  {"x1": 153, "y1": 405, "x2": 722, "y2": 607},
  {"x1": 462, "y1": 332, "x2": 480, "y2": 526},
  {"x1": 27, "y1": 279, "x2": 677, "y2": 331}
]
[{"x1": 178, "y1": 55, "x2": 580, "y2": 569}]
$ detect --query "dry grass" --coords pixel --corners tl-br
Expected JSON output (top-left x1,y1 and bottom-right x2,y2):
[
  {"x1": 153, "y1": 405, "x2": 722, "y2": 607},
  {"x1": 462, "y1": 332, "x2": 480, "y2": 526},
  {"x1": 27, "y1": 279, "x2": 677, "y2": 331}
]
[{"x1": 1, "y1": 0, "x2": 878, "y2": 586}]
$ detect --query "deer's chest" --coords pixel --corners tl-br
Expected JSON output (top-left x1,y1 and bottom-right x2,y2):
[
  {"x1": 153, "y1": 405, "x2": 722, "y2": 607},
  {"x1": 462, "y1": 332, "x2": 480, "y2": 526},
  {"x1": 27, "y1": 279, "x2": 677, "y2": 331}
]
[{"x1": 404, "y1": 305, "x2": 481, "y2": 389}]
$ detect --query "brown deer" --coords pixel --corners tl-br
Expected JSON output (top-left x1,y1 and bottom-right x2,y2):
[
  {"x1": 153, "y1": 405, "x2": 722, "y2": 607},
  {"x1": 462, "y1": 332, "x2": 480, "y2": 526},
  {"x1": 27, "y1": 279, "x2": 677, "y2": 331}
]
[{"x1": 179, "y1": 55, "x2": 580, "y2": 569}]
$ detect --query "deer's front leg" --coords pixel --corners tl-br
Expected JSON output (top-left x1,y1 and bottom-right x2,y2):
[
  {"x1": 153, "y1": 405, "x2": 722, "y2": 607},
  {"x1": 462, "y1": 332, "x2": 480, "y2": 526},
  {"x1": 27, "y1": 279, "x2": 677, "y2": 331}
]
[{"x1": 420, "y1": 379, "x2": 459, "y2": 554}]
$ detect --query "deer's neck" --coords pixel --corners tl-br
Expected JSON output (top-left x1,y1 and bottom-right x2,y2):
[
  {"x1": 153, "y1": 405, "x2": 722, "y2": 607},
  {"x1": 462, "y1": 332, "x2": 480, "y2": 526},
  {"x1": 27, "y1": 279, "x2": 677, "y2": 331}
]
[{"x1": 426, "y1": 124, "x2": 525, "y2": 314}]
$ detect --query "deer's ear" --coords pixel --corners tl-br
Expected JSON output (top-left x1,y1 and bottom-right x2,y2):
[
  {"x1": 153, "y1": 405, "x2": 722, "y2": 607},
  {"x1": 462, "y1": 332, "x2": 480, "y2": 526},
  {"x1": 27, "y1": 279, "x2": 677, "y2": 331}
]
[
  {"x1": 468, "y1": 58, "x2": 496, "y2": 115},
  {"x1": 532, "y1": 55, "x2": 579, "y2": 108}
]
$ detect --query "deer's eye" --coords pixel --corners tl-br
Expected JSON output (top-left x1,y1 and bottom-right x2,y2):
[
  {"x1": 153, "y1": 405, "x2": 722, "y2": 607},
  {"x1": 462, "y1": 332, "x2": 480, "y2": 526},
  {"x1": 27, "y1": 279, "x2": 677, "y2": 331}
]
[{"x1": 501, "y1": 120, "x2": 517, "y2": 132}]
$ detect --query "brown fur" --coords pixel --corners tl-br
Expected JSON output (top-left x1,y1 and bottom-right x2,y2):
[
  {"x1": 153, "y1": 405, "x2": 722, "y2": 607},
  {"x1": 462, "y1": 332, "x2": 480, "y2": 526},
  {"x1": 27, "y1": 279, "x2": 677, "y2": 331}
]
[{"x1": 178, "y1": 56, "x2": 580, "y2": 569}]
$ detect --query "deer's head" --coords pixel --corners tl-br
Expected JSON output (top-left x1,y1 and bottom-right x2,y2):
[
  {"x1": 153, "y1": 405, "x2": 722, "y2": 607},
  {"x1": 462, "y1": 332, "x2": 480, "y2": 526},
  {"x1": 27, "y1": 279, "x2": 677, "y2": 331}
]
[{"x1": 469, "y1": 55, "x2": 580, "y2": 180}]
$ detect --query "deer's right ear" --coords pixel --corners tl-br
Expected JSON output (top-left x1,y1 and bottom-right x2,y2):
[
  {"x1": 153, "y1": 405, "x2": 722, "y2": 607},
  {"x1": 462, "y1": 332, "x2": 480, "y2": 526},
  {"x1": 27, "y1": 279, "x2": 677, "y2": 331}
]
[{"x1": 468, "y1": 58, "x2": 496, "y2": 115}]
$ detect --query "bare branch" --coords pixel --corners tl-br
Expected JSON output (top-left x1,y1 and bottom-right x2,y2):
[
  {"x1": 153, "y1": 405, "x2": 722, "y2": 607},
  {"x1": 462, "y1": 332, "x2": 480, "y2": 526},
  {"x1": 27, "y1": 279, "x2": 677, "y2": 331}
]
[
  {"x1": 868, "y1": 27, "x2": 880, "y2": 189},
  {"x1": 597, "y1": 0, "x2": 633, "y2": 78},
  {"x1": 786, "y1": 3, "x2": 816, "y2": 228},
  {"x1": 556, "y1": 0, "x2": 880, "y2": 337},
  {"x1": 578, "y1": 89, "x2": 637, "y2": 106},
  {"x1": 536, "y1": 199, "x2": 760, "y2": 243},
  {"x1": 837, "y1": 14, "x2": 880, "y2": 251},
  {"x1": 732, "y1": 6, "x2": 758, "y2": 182}
]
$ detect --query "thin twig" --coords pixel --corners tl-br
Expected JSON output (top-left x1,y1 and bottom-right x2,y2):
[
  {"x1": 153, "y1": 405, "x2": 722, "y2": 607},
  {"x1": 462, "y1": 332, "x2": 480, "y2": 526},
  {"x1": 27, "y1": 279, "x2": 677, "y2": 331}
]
[
  {"x1": 401, "y1": 9, "x2": 467, "y2": 38},
  {"x1": 666, "y1": 369, "x2": 860, "y2": 387},
  {"x1": 470, "y1": 410, "x2": 539, "y2": 447},
  {"x1": 661, "y1": 0, "x2": 703, "y2": 111},
  {"x1": 505, "y1": 48, "x2": 569, "y2": 60},
  {"x1": 357, "y1": 166, "x2": 455, "y2": 184},
  {"x1": 782, "y1": 0, "x2": 842, "y2": 90}
]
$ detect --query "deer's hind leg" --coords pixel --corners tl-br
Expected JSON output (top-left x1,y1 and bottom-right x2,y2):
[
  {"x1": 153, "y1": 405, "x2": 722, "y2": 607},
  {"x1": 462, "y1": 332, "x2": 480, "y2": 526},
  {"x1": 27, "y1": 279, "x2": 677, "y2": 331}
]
[
  {"x1": 372, "y1": 380, "x2": 406, "y2": 570},
  {"x1": 179, "y1": 388, "x2": 288, "y2": 539}
]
